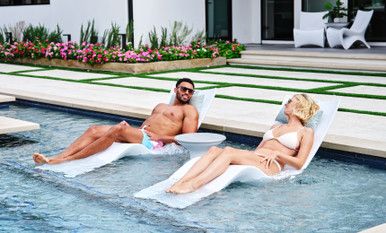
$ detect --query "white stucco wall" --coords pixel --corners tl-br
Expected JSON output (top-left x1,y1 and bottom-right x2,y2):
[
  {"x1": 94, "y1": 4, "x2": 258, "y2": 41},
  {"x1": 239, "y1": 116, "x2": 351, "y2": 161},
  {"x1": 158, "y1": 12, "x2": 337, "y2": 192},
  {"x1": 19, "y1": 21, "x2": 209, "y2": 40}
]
[
  {"x1": 232, "y1": 0, "x2": 260, "y2": 44},
  {"x1": 0, "y1": 0, "x2": 128, "y2": 43},
  {"x1": 132, "y1": 0, "x2": 205, "y2": 46}
]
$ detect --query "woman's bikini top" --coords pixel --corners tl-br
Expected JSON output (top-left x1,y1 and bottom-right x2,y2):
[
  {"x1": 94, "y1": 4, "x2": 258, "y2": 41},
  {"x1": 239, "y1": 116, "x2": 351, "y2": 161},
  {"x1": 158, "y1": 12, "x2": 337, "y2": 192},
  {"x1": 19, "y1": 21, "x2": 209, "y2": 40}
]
[{"x1": 262, "y1": 125, "x2": 303, "y2": 150}]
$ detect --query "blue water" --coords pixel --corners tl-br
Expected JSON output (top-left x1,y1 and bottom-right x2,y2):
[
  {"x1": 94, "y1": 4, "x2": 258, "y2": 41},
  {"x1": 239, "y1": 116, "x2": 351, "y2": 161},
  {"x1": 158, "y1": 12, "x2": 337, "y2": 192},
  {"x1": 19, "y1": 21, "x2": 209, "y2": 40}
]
[{"x1": 1, "y1": 103, "x2": 386, "y2": 232}]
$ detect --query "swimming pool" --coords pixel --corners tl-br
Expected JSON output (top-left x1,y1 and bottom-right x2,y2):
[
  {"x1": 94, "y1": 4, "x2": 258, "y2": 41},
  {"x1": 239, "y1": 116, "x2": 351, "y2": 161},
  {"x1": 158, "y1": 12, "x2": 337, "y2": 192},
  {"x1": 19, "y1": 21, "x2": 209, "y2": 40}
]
[{"x1": 1, "y1": 102, "x2": 385, "y2": 232}]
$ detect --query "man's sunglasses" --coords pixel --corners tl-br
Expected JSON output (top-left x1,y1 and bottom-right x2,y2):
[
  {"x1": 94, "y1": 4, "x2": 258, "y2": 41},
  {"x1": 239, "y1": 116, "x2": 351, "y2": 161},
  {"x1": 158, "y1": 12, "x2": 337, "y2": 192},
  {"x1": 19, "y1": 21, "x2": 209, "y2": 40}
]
[{"x1": 178, "y1": 86, "x2": 195, "y2": 94}]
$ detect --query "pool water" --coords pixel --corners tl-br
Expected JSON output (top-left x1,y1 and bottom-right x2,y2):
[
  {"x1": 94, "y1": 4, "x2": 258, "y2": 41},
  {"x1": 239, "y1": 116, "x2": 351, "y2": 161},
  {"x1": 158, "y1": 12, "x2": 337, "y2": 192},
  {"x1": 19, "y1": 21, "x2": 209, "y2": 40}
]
[{"x1": 1, "y1": 103, "x2": 385, "y2": 232}]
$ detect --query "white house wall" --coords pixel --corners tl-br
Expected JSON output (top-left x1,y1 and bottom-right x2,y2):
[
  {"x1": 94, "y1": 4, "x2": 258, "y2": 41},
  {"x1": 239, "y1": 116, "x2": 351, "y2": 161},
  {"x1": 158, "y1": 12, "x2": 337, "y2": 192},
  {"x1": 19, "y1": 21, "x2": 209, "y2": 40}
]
[
  {"x1": 0, "y1": 0, "x2": 128, "y2": 43},
  {"x1": 232, "y1": 0, "x2": 261, "y2": 44},
  {"x1": 133, "y1": 0, "x2": 205, "y2": 46}
]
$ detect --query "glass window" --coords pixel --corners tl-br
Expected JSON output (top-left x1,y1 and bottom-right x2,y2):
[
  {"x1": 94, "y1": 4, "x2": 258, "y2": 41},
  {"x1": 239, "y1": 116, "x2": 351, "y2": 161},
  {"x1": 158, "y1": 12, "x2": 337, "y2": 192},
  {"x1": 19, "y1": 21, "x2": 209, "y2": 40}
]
[
  {"x1": 0, "y1": 0, "x2": 49, "y2": 6},
  {"x1": 349, "y1": 0, "x2": 386, "y2": 42},
  {"x1": 262, "y1": 0, "x2": 294, "y2": 40},
  {"x1": 302, "y1": 0, "x2": 335, "y2": 12},
  {"x1": 206, "y1": 0, "x2": 232, "y2": 40}
]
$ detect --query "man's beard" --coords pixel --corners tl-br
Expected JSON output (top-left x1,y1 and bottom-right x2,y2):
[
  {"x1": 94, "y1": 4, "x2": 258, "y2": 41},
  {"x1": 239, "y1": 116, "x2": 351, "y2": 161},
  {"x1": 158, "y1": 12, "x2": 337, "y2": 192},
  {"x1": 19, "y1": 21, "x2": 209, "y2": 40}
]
[{"x1": 176, "y1": 93, "x2": 190, "y2": 104}]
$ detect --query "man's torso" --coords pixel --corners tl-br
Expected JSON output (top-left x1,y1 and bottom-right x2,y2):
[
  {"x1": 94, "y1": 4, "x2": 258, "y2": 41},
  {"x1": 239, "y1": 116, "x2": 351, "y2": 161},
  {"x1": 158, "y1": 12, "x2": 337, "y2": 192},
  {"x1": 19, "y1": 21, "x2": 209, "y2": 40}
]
[{"x1": 141, "y1": 103, "x2": 189, "y2": 136}]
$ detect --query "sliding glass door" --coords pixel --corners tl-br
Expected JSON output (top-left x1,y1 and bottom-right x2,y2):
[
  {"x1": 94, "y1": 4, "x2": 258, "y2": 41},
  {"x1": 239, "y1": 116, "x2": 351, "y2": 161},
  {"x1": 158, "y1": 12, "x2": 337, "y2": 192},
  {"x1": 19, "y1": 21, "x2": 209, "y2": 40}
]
[
  {"x1": 206, "y1": 0, "x2": 232, "y2": 40},
  {"x1": 261, "y1": 0, "x2": 294, "y2": 40},
  {"x1": 349, "y1": 0, "x2": 386, "y2": 42}
]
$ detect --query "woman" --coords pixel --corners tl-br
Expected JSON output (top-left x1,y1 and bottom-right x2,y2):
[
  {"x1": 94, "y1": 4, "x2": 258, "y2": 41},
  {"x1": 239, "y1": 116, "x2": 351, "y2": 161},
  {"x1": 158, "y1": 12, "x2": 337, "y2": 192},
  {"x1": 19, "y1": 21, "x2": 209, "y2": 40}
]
[{"x1": 167, "y1": 94, "x2": 320, "y2": 194}]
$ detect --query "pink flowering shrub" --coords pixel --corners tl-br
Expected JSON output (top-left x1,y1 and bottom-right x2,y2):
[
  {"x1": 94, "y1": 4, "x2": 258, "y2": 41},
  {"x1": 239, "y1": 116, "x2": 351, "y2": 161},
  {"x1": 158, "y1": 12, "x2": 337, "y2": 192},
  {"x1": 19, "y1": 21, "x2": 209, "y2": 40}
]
[{"x1": 0, "y1": 39, "x2": 242, "y2": 65}]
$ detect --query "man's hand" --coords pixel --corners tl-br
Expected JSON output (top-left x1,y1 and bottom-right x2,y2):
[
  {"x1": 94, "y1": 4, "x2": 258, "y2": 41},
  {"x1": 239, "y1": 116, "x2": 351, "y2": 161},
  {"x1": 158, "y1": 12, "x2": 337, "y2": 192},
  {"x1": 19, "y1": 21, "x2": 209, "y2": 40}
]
[{"x1": 144, "y1": 129, "x2": 162, "y2": 141}]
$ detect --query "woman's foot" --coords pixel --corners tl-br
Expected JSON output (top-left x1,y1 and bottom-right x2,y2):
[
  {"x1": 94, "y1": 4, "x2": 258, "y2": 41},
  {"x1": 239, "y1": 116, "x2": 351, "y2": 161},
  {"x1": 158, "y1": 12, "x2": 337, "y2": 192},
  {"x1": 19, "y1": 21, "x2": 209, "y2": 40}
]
[
  {"x1": 169, "y1": 181, "x2": 196, "y2": 194},
  {"x1": 32, "y1": 153, "x2": 50, "y2": 165}
]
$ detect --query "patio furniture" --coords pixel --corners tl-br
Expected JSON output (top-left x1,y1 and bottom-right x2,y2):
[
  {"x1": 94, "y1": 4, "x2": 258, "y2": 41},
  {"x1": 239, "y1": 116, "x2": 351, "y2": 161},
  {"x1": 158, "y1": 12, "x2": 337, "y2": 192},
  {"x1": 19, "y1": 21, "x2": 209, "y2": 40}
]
[
  {"x1": 37, "y1": 88, "x2": 217, "y2": 177},
  {"x1": 135, "y1": 95, "x2": 340, "y2": 209},
  {"x1": 326, "y1": 10, "x2": 374, "y2": 49},
  {"x1": 293, "y1": 11, "x2": 328, "y2": 48}
]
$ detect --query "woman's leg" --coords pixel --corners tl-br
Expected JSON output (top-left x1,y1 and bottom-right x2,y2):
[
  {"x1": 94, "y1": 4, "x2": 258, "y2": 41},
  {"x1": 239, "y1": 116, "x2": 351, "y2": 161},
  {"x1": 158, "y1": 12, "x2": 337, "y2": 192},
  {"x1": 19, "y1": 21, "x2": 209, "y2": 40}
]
[
  {"x1": 171, "y1": 147, "x2": 281, "y2": 194},
  {"x1": 166, "y1": 146, "x2": 224, "y2": 192},
  {"x1": 33, "y1": 124, "x2": 112, "y2": 164}
]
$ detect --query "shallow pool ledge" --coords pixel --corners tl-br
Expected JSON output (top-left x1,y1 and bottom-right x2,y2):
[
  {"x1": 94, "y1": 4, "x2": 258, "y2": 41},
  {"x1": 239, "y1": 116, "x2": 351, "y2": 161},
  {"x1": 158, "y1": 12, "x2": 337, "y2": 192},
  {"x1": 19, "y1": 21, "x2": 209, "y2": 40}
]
[{"x1": 359, "y1": 223, "x2": 386, "y2": 233}]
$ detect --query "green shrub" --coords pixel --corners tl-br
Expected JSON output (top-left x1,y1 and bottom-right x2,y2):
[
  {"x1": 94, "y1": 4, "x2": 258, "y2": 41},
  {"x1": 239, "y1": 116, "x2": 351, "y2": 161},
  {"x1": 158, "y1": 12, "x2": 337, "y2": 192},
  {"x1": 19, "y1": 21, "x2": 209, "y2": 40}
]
[
  {"x1": 105, "y1": 23, "x2": 120, "y2": 48},
  {"x1": 148, "y1": 26, "x2": 159, "y2": 49},
  {"x1": 23, "y1": 24, "x2": 49, "y2": 43},
  {"x1": 48, "y1": 24, "x2": 63, "y2": 43}
]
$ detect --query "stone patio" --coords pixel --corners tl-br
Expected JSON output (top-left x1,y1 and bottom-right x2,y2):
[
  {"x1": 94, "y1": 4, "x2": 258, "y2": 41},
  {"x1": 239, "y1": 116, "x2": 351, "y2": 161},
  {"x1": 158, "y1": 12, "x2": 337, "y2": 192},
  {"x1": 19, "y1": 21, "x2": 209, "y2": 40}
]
[{"x1": 0, "y1": 63, "x2": 385, "y2": 158}]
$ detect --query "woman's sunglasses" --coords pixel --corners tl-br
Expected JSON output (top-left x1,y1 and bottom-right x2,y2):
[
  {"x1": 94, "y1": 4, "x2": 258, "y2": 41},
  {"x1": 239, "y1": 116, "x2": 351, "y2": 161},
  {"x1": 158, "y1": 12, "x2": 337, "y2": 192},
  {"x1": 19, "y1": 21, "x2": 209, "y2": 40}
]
[{"x1": 178, "y1": 86, "x2": 195, "y2": 95}]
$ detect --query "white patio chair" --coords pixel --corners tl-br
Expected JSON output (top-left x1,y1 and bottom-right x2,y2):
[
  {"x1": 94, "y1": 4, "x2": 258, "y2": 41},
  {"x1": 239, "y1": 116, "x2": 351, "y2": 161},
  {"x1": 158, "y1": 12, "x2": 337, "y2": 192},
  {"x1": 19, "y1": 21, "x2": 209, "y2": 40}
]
[
  {"x1": 326, "y1": 10, "x2": 374, "y2": 50},
  {"x1": 293, "y1": 11, "x2": 328, "y2": 48}
]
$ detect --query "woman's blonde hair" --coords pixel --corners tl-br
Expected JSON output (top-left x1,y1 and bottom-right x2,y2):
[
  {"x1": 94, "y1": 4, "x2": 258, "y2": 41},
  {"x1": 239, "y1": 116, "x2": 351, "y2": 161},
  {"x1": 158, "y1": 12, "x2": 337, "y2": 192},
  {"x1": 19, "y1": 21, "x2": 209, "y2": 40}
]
[{"x1": 292, "y1": 94, "x2": 320, "y2": 125}]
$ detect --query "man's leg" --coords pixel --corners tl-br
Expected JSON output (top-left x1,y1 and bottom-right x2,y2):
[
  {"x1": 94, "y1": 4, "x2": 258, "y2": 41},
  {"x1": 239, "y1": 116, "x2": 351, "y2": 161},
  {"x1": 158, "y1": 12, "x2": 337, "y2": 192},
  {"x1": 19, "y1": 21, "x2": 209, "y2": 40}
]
[
  {"x1": 43, "y1": 121, "x2": 143, "y2": 164},
  {"x1": 33, "y1": 124, "x2": 112, "y2": 164}
]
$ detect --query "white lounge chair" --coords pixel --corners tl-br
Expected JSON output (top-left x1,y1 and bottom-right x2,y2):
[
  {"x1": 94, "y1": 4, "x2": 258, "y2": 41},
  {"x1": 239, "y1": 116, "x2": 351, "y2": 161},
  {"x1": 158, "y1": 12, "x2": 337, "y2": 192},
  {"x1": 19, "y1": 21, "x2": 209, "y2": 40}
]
[
  {"x1": 36, "y1": 88, "x2": 216, "y2": 177},
  {"x1": 326, "y1": 10, "x2": 373, "y2": 49},
  {"x1": 293, "y1": 11, "x2": 328, "y2": 48},
  {"x1": 134, "y1": 95, "x2": 340, "y2": 209}
]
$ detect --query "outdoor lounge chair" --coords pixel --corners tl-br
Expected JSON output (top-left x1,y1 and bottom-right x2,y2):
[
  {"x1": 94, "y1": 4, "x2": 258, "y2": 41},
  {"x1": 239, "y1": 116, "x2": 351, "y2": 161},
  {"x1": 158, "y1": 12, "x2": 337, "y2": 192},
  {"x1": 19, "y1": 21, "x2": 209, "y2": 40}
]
[
  {"x1": 326, "y1": 10, "x2": 374, "y2": 50},
  {"x1": 293, "y1": 11, "x2": 328, "y2": 48},
  {"x1": 134, "y1": 95, "x2": 340, "y2": 209},
  {"x1": 37, "y1": 88, "x2": 216, "y2": 177}
]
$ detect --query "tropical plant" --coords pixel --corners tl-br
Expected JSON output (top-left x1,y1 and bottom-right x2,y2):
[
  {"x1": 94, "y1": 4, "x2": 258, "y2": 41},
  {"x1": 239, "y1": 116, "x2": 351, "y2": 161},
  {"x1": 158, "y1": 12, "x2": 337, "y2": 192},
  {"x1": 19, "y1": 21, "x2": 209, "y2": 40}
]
[
  {"x1": 323, "y1": 0, "x2": 348, "y2": 22},
  {"x1": 0, "y1": 28, "x2": 5, "y2": 44},
  {"x1": 48, "y1": 24, "x2": 63, "y2": 43},
  {"x1": 148, "y1": 26, "x2": 159, "y2": 49},
  {"x1": 105, "y1": 23, "x2": 120, "y2": 48},
  {"x1": 80, "y1": 20, "x2": 98, "y2": 44},
  {"x1": 160, "y1": 27, "x2": 168, "y2": 48},
  {"x1": 169, "y1": 21, "x2": 193, "y2": 46},
  {"x1": 23, "y1": 24, "x2": 49, "y2": 43}
]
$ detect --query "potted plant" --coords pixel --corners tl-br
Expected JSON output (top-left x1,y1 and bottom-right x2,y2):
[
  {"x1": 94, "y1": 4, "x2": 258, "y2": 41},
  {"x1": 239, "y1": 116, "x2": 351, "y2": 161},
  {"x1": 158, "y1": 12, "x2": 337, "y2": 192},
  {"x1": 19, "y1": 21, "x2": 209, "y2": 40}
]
[{"x1": 323, "y1": 0, "x2": 348, "y2": 23}]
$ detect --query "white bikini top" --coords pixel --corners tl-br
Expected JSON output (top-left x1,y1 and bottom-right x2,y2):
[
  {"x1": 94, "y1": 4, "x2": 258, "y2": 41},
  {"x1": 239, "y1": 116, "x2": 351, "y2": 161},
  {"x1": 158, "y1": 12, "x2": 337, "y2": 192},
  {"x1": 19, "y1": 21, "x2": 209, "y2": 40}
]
[{"x1": 262, "y1": 125, "x2": 303, "y2": 150}]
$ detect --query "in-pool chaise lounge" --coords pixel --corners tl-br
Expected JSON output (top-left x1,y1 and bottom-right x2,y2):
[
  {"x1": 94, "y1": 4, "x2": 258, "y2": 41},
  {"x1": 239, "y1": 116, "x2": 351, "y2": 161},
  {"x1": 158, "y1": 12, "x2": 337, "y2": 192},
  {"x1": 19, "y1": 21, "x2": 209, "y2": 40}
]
[
  {"x1": 36, "y1": 88, "x2": 216, "y2": 177},
  {"x1": 134, "y1": 95, "x2": 340, "y2": 209}
]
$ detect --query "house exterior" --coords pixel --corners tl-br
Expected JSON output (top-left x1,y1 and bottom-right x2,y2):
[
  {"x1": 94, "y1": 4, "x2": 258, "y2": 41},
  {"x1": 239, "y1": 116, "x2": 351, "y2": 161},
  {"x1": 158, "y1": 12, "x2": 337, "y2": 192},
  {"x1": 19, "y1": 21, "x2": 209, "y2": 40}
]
[{"x1": 0, "y1": 0, "x2": 384, "y2": 46}]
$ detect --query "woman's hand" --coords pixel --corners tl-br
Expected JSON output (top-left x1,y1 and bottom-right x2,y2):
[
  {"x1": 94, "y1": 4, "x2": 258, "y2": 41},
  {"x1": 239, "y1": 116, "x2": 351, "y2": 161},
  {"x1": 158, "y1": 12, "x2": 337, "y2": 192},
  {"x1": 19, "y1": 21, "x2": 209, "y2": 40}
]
[{"x1": 262, "y1": 152, "x2": 278, "y2": 169}]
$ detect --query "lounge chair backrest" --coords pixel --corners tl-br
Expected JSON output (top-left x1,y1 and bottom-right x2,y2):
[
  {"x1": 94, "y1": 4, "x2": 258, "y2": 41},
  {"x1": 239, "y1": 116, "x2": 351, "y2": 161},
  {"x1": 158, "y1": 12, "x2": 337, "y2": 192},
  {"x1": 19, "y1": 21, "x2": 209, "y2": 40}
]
[
  {"x1": 168, "y1": 88, "x2": 216, "y2": 129},
  {"x1": 276, "y1": 95, "x2": 340, "y2": 171},
  {"x1": 350, "y1": 10, "x2": 373, "y2": 32},
  {"x1": 299, "y1": 11, "x2": 328, "y2": 30}
]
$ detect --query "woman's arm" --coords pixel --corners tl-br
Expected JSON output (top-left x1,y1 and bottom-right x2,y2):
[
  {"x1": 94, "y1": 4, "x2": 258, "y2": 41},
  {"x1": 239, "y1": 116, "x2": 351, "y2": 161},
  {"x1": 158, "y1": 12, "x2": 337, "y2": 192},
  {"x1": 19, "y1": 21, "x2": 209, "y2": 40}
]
[{"x1": 276, "y1": 128, "x2": 314, "y2": 170}]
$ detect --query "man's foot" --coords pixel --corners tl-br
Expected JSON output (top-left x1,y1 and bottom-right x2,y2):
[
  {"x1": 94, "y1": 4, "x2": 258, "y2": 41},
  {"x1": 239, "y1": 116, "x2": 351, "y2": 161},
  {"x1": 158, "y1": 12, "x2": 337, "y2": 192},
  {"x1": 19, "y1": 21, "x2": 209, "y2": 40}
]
[
  {"x1": 32, "y1": 153, "x2": 50, "y2": 165},
  {"x1": 169, "y1": 181, "x2": 196, "y2": 194}
]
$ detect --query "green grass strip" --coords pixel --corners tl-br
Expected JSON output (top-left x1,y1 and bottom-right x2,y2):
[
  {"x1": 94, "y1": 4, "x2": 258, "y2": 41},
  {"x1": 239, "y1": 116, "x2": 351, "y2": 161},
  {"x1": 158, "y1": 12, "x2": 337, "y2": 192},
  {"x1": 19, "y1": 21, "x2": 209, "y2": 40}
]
[
  {"x1": 309, "y1": 83, "x2": 360, "y2": 92},
  {"x1": 215, "y1": 94, "x2": 386, "y2": 117},
  {"x1": 198, "y1": 70, "x2": 386, "y2": 88},
  {"x1": 7, "y1": 68, "x2": 53, "y2": 74},
  {"x1": 228, "y1": 64, "x2": 386, "y2": 78}
]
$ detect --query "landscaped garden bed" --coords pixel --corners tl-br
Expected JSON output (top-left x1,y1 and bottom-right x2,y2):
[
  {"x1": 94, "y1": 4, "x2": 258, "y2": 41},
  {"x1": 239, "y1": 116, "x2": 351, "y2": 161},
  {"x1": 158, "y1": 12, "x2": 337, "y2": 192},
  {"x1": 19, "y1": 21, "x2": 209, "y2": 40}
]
[{"x1": 0, "y1": 40, "x2": 240, "y2": 73}]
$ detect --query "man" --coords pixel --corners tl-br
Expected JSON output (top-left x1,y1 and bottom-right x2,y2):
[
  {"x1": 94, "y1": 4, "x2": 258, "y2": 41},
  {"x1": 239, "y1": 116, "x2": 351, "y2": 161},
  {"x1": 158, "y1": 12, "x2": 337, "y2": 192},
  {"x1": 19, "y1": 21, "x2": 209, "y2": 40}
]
[{"x1": 33, "y1": 78, "x2": 199, "y2": 164}]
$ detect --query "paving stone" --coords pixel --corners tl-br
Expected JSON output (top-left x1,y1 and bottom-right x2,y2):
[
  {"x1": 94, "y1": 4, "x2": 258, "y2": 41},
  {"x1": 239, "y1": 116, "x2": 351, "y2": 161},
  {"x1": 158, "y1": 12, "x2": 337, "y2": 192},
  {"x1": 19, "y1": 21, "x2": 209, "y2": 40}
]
[
  {"x1": 204, "y1": 67, "x2": 386, "y2": 85},
  {"x1": 22, "y1": 69, "x2": 116, "y2": 80},
  {"x1": 215, "y1": 86, "x2": 386, "y2": 113},
  {"x1": 0, "y1": 116, "x2": 40, "y2": 134},
  {"x1": 94, "y1": 77, "x2": 212, "y2": 90},
  {"x1": 0, "y1": 63, "x2": 43, "y2": 73},
  {"x1": 150, "y1": 71, "x2": 334, "y2": 90},
  {"x1": 332, "y1": 85, "x2": 386, "y2": 96},
  {"x1": 0, "y1": 94, "x2": 15, "y2": 103}
]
